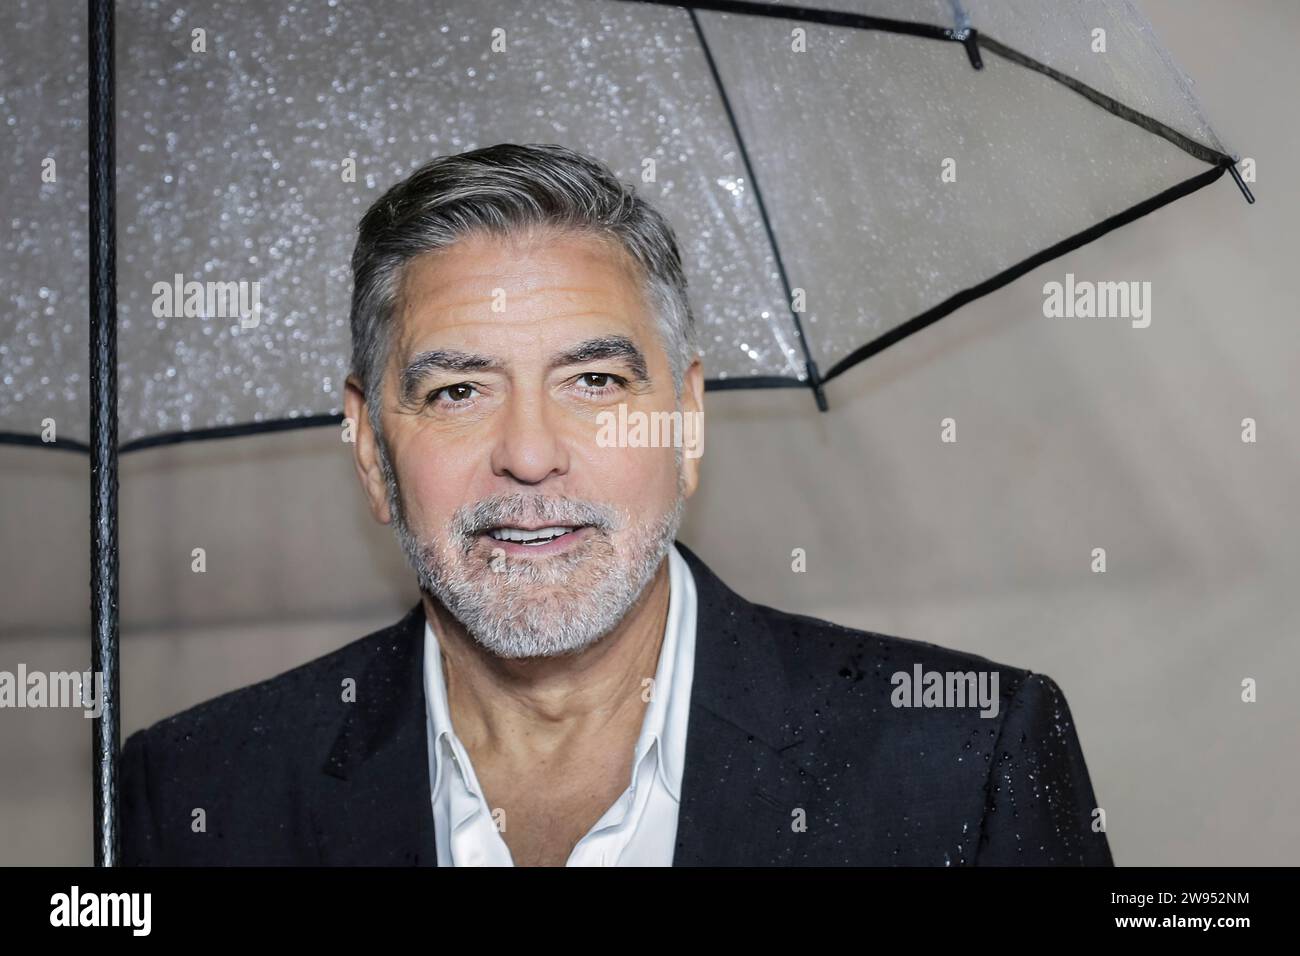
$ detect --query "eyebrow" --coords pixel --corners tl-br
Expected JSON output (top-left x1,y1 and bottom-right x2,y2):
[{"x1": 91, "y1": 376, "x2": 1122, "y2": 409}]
[{"x1": 398, "y1": 334, "x2": 649, "y2": 403}]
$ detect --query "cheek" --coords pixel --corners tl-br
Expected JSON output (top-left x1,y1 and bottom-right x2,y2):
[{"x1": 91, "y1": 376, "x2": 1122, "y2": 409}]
[
  {"x1": 593, "y1": 444, "x2": 680, "y2": 511},
  {"x1": 394, "y1": 444, "x2": 474, "y2": 530}
]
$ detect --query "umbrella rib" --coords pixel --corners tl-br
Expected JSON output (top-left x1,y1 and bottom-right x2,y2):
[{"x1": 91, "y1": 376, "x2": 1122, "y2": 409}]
[
  {"x1": 118, "y1": 413, "x2": 348, "y2": 454},
  {"x1": 704, "y1": 375, "x2": 807, "y2": 391},
  {"x1": 976, "y1": 33, "x2": 1232, "y2": 170},
  {"x1": 618, "y1": 0, "x2": 966, "y2": 43},
  {"x1": 621, "y1": 2, "x2": 1241, "y2": 187},
  {"x1": 820, "y1": 162, "x2": 1230, "y2": 384},
  {"x1": 684, "y1": 6, "x2": 830, "y2": 411},
  {"x1": 0, "y1": 431, "x2": 93, "y2": 454}
]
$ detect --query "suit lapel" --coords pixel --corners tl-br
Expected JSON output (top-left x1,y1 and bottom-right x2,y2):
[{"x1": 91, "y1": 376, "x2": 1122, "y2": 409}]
[
  {"x1": 313, "y1": 601, "x2": 438, "y2": 866},
  {"x1": 672, "y1": 542, "x2": 819, "y2": 866}
]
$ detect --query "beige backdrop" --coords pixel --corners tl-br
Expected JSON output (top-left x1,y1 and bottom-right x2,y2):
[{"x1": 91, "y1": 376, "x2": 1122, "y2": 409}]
[{"x1": 2, "y1": 0, "x2": 1296, "y2": 865}]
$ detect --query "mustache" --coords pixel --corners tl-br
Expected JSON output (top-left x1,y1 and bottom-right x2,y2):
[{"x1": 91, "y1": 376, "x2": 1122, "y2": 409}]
[{"x1": 451, "y1": 493, "x2": 621, "y2": 540}]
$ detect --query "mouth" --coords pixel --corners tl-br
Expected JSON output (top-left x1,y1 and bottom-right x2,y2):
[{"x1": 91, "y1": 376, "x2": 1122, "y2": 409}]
[
  {"x1": 479, "y1": 524, "x2": 594, "y2": 556},
  {"x1": 486, "y1": 524, "x2": 583, "y2": 545}
]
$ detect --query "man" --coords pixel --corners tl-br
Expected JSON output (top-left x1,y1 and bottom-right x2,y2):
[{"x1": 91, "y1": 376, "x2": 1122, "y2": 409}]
[{"x1": 120, "y1": 143, "x2": 1112, "y2": 867}]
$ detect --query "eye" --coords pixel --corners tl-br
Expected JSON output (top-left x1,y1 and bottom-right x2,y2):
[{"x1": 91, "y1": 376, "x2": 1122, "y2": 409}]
[
  {"x1": 426, "y1": 382, "x2": 479, "y2": 407},
  {"x1": 573, "y1": 372, "x2": 626, "y2": 395}
]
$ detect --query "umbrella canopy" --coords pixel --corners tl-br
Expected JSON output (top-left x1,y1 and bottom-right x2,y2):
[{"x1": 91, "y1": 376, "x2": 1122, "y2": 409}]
[{"x1": 1, "y1": 0, "x2": 1248, "y2": 450}]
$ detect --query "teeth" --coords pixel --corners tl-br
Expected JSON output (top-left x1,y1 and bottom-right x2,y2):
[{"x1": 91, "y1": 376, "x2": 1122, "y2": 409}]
[{"x1": 487, "y1": 526, "x2": 576, "y2": 544}]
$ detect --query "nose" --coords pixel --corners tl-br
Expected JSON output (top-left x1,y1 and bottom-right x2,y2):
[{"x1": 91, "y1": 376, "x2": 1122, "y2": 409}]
[{"x1": 488, "y1": 390, "x2": 571, "y2": 485}]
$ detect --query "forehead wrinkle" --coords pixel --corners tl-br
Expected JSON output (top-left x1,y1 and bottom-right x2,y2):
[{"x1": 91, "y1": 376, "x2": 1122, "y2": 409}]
[
  {"x1": 401, "y1": 242, "x2": 638, "y2": 301},
  {"x1": 401, "y1": 288, "x2": 633, "y2": 331},
  {"x1": 397, "y1": 233, "x2": 649, "y2": 331},
  {"x1": 404, "y1": 323, "x2": 641, "y2": 367}
]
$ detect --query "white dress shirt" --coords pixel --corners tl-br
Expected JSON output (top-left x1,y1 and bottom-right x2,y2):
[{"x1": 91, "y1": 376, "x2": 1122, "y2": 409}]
[{"x1": 423, "y1": 542, "x2": 698, "y2": 866}]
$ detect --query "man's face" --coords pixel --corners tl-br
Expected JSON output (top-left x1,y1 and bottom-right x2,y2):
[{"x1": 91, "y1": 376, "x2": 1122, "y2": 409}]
[{"x1": 345, "y1": 229, "x2": 704, "y2": 659}]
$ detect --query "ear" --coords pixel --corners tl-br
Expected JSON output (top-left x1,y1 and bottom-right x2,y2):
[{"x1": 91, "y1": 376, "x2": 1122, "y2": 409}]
[
  {"x1": 344, "y1": 375, "x2": 393, "y2": 525},
  {"x1": 680, "y1": 355, "x2": 705, "y2": 498}
]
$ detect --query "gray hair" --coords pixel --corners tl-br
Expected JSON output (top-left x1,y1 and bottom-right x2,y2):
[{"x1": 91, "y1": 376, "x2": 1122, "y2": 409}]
[{"x1": 348, "y1": 143, "x2": 698, "y2": 439}]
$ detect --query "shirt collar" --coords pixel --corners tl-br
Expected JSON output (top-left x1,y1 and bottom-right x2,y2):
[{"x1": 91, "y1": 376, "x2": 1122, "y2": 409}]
[
  {"x1": 644, "y1": 542, "x2": 696, "y2": 801},
  {"x1": 423, "y1": 622, "x2": 456, "y2": 805},
  {"x1": 423, "y1": 542, "x2": 698, "y2": 803}
]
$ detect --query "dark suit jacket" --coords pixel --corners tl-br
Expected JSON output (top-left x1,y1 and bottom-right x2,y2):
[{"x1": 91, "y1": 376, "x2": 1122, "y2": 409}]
[{"x1": 120, "y1": 541, "x2": 1113, "y2": 866}]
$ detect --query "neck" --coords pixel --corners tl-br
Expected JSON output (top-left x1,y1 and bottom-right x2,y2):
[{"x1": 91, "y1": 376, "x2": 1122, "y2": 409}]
[{"x1": 422, "y1": 556, "x2": 671, "y2": 765}]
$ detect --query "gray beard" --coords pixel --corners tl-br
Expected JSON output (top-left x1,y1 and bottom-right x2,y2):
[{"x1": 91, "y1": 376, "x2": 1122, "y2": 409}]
[{"x1": 377, "y1": 436, "x2": 685, "y2": 659}]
